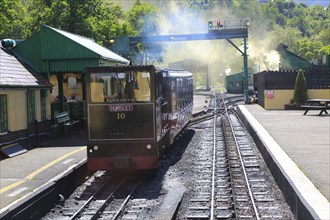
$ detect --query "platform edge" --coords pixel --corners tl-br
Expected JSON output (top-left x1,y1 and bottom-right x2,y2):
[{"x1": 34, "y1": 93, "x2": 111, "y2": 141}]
[{"x1": 237, "y1": 104, "x2": 329, "y2": 220}]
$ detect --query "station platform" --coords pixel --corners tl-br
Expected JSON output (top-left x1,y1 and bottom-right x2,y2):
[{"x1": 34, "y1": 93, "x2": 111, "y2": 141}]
[
  {"x1": 0, "y1": 130, "x2": 88, "y2": 219},
  {"x1": 237, "y1": 104, "x2": 329, "y2": 220}
]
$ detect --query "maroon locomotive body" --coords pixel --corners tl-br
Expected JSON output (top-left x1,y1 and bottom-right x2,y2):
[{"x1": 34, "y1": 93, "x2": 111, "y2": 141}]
[{"x1": 84, "y1": 65, "x2": 193, "y2": 170}]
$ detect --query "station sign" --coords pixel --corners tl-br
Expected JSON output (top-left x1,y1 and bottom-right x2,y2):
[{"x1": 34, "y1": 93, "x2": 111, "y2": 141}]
[{"x1": 266, "y1": 90, "x2": 274, "y2": 99}]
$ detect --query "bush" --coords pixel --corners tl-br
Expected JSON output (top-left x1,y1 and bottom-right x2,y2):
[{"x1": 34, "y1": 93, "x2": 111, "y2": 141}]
[{"x1": 293, "y1": 69, "x2": 308, "y2": 105}]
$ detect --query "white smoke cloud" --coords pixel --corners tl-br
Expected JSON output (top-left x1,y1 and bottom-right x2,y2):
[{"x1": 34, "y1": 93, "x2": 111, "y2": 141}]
[
  {"x1": 248, "y1": 41, "x2": 280, "y2": 71},
  {"x1": 225, "y1": 68, "x2": 231, "y2": 76},
  {"x1": 142, "y1": 2, "x2": 281, "y2": 85}
]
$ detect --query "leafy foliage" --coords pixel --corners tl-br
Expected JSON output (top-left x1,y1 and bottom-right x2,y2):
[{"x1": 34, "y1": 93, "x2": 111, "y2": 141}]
[
  {"x1": 0, "y1": 0, "x2": 30, "y2": 39},
  {"x1": 125, "y1": 0, "x2": 158, "y2": 36},
  {"x1": 27, "y1": 0, "x2": 104, "y2": 37},
  {"x1": 1, "y1": 0, "x2": 329, "y2": 64},
  {"x1": 293, "y1": 69, "x2": 308, "y2": 105},
  {"x1": 293, "y1": 40, "x2": 324, "y2": 60},
  {"x1": 255, "y1": 0, "x2": 330, "y2": 59},
  {"x1": 86, "y1": 2, "x2": 126, "y2": 44}
]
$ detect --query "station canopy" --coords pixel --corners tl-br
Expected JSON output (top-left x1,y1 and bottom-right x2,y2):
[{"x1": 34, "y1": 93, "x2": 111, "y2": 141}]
[{"x1": 9, "y1": 25, "x2": 129, "y2": 75}]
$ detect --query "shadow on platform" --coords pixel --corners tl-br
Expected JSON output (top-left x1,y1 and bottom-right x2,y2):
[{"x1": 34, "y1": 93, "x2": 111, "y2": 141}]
[{"x1": 40, "y1": 128, "x2": 87, "y2": 148}]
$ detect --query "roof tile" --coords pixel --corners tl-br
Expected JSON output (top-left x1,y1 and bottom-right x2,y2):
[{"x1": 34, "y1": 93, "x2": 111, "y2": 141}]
[{"x1": 0, "y1": 48, "x2": 50, "y2": 87}]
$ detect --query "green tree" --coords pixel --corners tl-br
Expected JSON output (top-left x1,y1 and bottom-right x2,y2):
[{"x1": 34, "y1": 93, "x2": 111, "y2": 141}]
[
  {"x1": 267, "y1": 25, "x2": 302, "y2": 49},
  {"x1": 87, "y1": 2, "x2": 126, "y2": 44},
  {"x1": 320, "y1": 44, "x2": 330, "y2": 55},
  {"x1": 125, "y1": 0, "x2": 158, "y2": 36},
  {"x1": 187, "y1": 0, "x2": 212, "y2": 10},
  {"x1": 306, "y1": 5, "x2": 329, "y2": 39},
  {"x1": 27, "y1": 0, "x2": 104, "y2": 37},
  {"x1": 27, "y1": 0, "x2": 67, "y2": 33},
  {"x1": 0, "y1": 0, "x2": 30, "y2": 39},
  {"x1": 316, "y1": 28, "x2": 330, "y2": 45},
  {"x1": 64, "y1": 0, "x2": 103, "y2": 36},
  {"x1": 293, "y1": 40, "x2": 324, "y2": 60},
  {"x1": 124, "y1": 0, "x2": 160, "y2": 64},
  {"x1": 293, "y1": 69, "x2": 308, "y2": 105}
]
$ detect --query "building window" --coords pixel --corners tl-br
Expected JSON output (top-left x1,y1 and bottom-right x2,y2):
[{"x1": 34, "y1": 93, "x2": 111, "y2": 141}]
[
  {"x1": 41, "y1": 90, "x2": 47, "y2": 120},
  {"x1": 28, "y1": 90, "x2": 35, "y2": 123},
  {"x1": 0, "y1": 95, "x2": 8, "y2": 133}
]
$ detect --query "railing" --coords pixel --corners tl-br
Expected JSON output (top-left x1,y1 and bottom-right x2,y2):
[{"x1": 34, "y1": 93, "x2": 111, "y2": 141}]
[{"x1": 208, "y1": 19, "x2": 249, "y2": 32}]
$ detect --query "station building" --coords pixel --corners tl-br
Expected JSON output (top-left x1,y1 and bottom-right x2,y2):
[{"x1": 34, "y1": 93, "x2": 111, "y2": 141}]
[
  {"x1": 225, "y1": 71, "x2": 254, "y2": 94},
  {"x1": 256, "y1": 69, "x2": 330, "y2": 109},
  {"x1": 257, "y1": 44, "x2": 329, "y2": 109},
  {"x1": 0, "y1": 47, "x2": 52, "y2": 149},
  {"x1": 0, "y1": 25, "x2": 129, "y2": 152},
  {"x1": 225, "y1": 43, "x2": 330, "y2": 109}
]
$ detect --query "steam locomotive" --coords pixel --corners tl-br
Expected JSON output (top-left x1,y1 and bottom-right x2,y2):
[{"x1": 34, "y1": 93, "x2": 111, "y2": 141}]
[{"x1": 84, "y1": 65, "x2": 193, "y2": 170}]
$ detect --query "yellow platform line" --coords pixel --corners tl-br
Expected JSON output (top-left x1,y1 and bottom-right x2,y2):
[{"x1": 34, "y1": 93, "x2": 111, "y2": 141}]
[{"x1": 0, "y1": 146, "x2": 86, "y2": 194}]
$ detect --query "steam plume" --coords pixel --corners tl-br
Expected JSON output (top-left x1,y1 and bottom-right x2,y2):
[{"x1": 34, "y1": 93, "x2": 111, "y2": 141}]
[{"x1": 141, "y1": 2, "x2": 280, "y2": 86}]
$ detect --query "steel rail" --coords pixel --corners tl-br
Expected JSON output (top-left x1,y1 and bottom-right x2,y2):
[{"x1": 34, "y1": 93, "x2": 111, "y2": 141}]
[
  {"x1": 70, "y1": 174, "x2": 127, "y2": 220},
  {"x1": 210, "y1": 92, "x2": 217, "y2": 220},
  {"x1": 69, "y1": 172, "x2": 117, "y2": 220},
  {"x1": 112, "y1": 177, "x2": 143, "y2": 220},
  {"x1": 222, "y1": 94, "x2": 260, "y2": 220},
  {"x1": 219, "y1": 94, "x2": 240, "y2": 219},
  {"x1": 90, "y1": 176, "x2": 128, "y2": 220}
]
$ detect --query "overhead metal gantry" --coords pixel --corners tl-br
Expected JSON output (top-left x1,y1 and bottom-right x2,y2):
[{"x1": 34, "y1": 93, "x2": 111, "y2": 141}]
[
  {"x1": 114, "y1": 20, "x2": 250, "y2": 103},
  {"x1": 131, "y1": 28, "x2": 247, "y2": 42}
]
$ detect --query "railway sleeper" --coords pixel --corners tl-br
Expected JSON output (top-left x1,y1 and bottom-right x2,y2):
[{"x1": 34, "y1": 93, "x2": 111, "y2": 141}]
[
  {"x1": 253, "y1": 191, "x2": 271, "y2": 195},
  {"x1": 250, "y1": 184, "x2": 268, "y2": 188},
  {"x1": 254, "y1": 197, "x2": 275, "y2": 202},
  {"x1": 188, "y1": 206, "x2": 210, "y2": 210},
  {"x1": 186, "y1": 214, "x2": 210, "y2": 219},
  {"x1": 260, "y1": 215, "x2": 283, "y2": 219},
  {"x1": 258, "y1": 206, "x2": 279, "y2": 209},
  {"x1": 215, "y1": 196, "x2": 232, "y2": 201},
  {"x1": 235, "y1": 197, "x2": 250, "y2": 202},
  {"x1": 249, "y1": 178, "x2": 265, "y2": 182},
  {"x1": 216, "y1": 184, "x2": 230, "y2": 188},
  {"x1": 215, "y1": 206, "x2": 232, "y2": 210},
  {"x1": 216, "y1": 212, "x2": 234, "y2": 219},
  {"x1": 190, "y1": 198, "x2": 210, "y2": 202}
]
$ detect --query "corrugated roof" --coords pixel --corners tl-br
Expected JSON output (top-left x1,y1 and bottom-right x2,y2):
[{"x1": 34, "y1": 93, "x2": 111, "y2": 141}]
[
  {"x1": 48, "y1": 26, "x2": 129, "y2": 65},
  {"x1": 0, "y1": 48, "x2": 51, "y2": 88}
]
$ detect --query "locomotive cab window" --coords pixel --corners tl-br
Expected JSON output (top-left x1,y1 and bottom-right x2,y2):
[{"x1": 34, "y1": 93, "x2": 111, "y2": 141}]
[{"x1": 90, "y1": 71, "x2": 151, "y2": 103}]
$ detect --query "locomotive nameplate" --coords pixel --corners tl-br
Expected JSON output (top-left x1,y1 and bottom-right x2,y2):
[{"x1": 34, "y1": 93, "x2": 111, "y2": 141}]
[
  {"x1": 109, "y1": 104, "x2": 133, "y2": 112},
  {"x1": 88, "y1": 103, "x2": 155, "y2": 140}
]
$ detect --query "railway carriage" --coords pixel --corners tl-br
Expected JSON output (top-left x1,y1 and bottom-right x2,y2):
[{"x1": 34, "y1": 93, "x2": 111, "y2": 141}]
[{"x1": 84, "y1": 65, "x2": 193, "y2": 170}]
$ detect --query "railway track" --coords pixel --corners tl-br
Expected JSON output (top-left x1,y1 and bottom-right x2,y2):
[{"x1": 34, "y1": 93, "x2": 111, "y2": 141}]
[
  {"x1": 185, "y1": 93, "x2": 287, "y2": 219},
  {"x1": 41, "y1": 92, "x2": 293, "y2": 220},
  {"x1": 44, "y1": 171, "x2": 144, "y2": 220}
]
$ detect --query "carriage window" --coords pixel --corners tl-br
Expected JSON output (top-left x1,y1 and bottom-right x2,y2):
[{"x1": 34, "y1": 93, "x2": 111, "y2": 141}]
[{"x1": 90, "y1": 71, "x2": 151, "y2": 103}]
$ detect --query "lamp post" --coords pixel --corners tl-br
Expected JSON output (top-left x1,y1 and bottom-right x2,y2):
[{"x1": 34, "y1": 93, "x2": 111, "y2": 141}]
[
  {"x1": 243, "y1": 20, "x2": 250, "y2": 103},
  {"x1": 243, "y1": 37, "x2": 249, "y2": 103}
]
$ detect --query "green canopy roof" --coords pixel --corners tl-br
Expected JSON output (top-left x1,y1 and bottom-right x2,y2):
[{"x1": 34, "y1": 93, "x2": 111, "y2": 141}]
[{"x1": 10, "y1": 25, "x2": 129, "y2": 74}]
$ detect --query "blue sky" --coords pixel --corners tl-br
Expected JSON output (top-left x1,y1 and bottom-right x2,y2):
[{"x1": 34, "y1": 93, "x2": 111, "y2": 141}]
[{"x1": 294, "y1": 0, "x2": 330, "y2": 7}]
